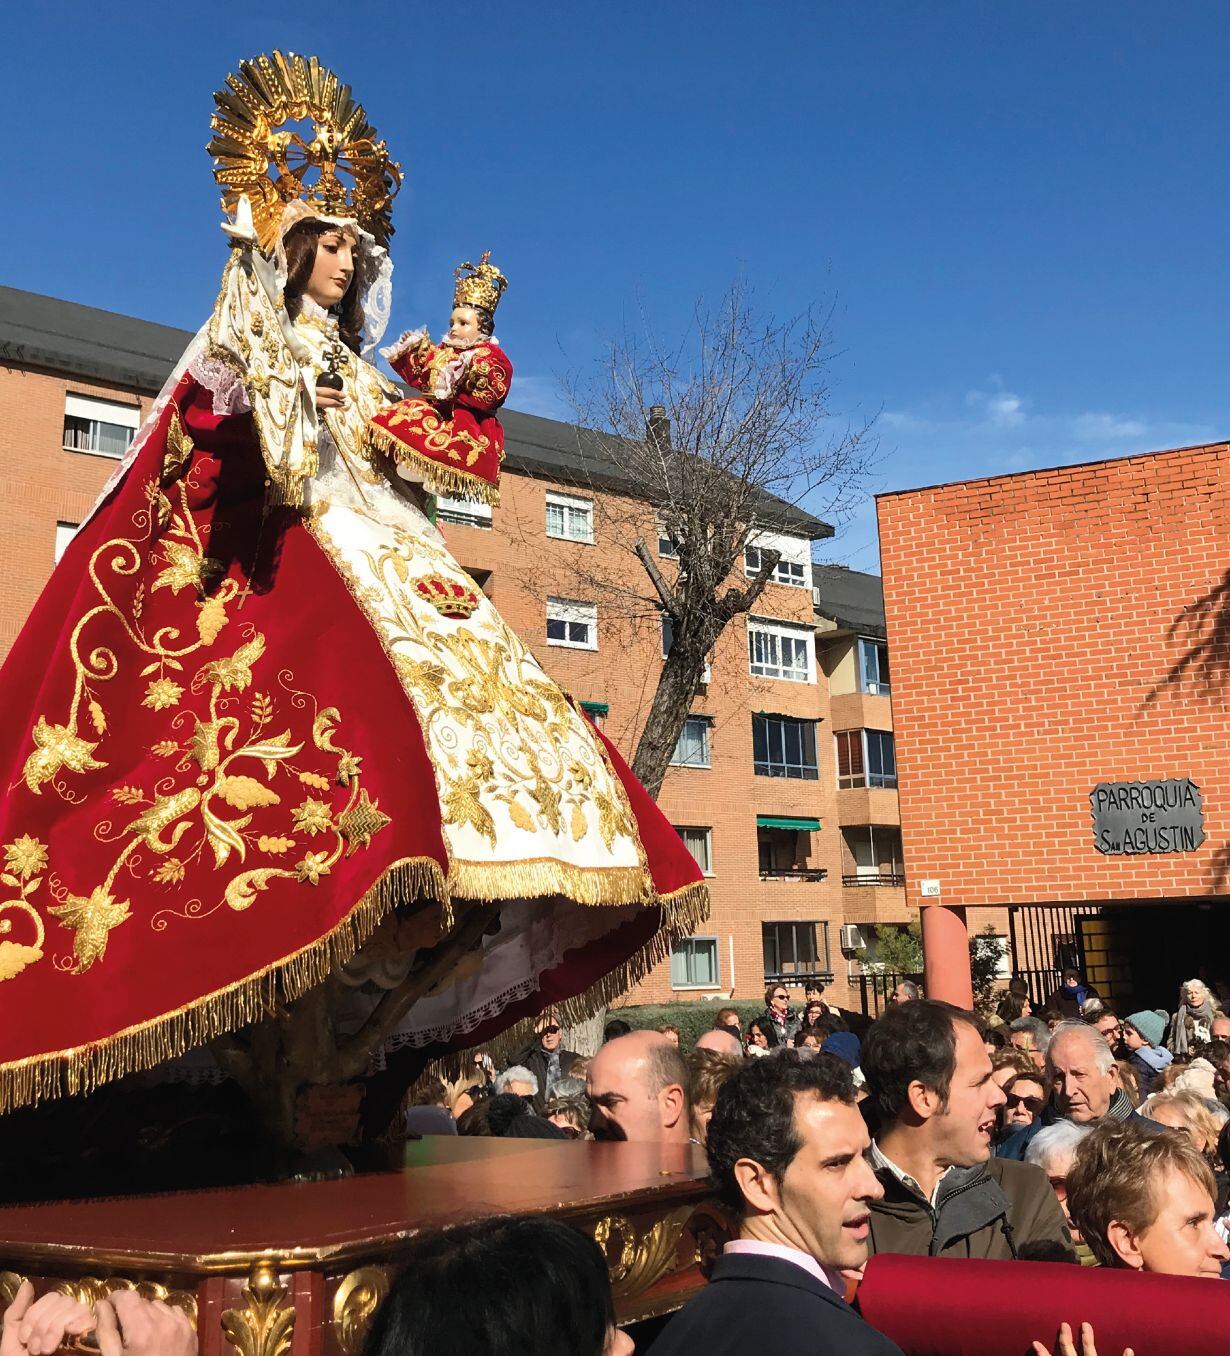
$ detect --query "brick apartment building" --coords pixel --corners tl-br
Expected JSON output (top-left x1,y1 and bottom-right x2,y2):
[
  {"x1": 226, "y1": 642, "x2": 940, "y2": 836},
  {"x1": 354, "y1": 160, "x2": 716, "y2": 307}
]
[
  {"x1": 878, "y1": 443, "x2": 1230, "y2": 1010},
  {"x1": 0, "y1": 285, "x2": 913, "y2": 1011}
]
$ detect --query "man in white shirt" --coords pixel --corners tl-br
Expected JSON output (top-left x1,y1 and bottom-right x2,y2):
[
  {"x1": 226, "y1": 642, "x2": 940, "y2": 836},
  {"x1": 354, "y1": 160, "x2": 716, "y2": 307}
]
[{"x1": 647, "y1": 1050, "x2": 902, "y2": 1355}]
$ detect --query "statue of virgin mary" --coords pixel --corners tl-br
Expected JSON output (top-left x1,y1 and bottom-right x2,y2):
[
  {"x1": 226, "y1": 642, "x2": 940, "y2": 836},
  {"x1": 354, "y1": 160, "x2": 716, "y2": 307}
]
[{"x1": 0, "y1": 53, "x2": 705, "y2": 1154}]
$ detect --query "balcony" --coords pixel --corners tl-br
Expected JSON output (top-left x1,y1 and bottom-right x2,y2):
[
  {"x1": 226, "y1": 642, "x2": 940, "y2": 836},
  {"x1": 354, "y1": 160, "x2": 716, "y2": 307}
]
[
  {"x1": 842, "y1": 872, "x2": 904, "y2": 887},
  {"x1": 760, "y1": 866, "x2": 829, "y2": 883}
]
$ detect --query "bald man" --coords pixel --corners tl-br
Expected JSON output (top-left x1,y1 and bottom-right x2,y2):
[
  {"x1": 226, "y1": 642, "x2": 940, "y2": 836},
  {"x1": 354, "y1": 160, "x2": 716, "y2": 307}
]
[
  {"x1": 696, "y1": 1027, "x2": 743, "y2": 1058},
  {"x1": 586, "y1": 1030, "x2": 691, "y2": 1142}
]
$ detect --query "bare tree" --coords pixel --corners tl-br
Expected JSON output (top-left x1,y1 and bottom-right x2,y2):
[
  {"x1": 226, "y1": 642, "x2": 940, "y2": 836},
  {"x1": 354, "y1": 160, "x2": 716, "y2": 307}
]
[{"x1": 540, "y1": 280, "x2": 874, "y2": 798}]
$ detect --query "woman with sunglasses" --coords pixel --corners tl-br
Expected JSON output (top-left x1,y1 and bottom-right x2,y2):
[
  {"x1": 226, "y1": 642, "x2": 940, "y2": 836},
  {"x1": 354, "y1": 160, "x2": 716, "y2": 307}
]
[{"x1": 998, "y1": 1071, "x2": 1048, "y2": 1144}]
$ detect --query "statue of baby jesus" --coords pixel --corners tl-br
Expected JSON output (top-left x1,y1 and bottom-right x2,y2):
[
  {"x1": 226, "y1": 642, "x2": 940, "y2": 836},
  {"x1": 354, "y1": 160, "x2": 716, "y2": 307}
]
[{"x1": 366, "y1": 252, "x2": 512, "y2": 506}]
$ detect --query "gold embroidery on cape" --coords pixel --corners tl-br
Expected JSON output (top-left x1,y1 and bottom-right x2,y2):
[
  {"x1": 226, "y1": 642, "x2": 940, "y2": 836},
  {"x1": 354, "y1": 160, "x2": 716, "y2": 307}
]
[
  {"x1": 11, "y1": 405, "x2": 392, "y2": 981},
  {"x1": 306, "y1": 518, "x2": 641, "y2": 877},
  {"x1": 0, "y1": 836, "x2": 48, "y2": 981}
]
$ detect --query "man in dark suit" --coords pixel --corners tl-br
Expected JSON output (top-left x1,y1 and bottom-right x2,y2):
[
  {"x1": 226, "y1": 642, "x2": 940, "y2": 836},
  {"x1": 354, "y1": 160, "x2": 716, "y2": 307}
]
[{"x1": 648, "y1": 1051, "x2": 902, "y2": 1355}]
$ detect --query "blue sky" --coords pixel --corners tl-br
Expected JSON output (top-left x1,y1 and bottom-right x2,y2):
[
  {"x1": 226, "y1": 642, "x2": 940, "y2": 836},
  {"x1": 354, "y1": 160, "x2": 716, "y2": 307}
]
[{"x1": 9, "y1": 3, "x2": 1230, "y2": 569}]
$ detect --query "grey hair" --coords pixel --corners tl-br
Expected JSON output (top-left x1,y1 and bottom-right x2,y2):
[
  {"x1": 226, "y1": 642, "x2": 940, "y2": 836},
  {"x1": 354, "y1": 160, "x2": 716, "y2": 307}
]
[
  {"x1": 1182, "y1": 978, "x2": 1212, "y2": 1004},
  {"x1": 1010, "y1": 1015, "x2": 1052, "y2": 1052},
  {"x1": 1048, "y1": 1019, "x2": 1115, "y2": 1074},
  {"x1": 897, "y1": 979, "x2": 921, "y2": 1001},
  {"x1": 493, "y1": 1065, "x2": 539, "y2": 1095},
  {"x1": 1025, "y1": 1120, "x2": 1093, "y2": 1172}
]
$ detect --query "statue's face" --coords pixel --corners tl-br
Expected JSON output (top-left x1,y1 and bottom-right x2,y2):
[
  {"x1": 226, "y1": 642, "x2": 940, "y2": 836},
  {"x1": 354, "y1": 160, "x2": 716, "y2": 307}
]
[
  {"x1": 449, "y1": 306, "x2": 483, "y2": 344},
  {"x1": 306, "y1": 229, "x2": 355, "y2": 308}
]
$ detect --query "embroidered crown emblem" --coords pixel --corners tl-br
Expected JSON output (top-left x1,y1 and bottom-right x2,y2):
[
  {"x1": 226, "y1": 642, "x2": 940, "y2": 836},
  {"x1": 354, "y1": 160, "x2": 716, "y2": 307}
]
[{"x1": 413, "y1": 574, "x2": 482, "y2": 620}]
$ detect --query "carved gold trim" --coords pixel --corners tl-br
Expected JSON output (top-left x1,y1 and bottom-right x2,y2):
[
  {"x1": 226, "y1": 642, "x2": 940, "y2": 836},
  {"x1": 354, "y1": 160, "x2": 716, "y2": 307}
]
[
  {"x1": 331, "y1": 1266, "x2": 390, "y2": 1356},
  {"x1": 222, "y1": 1262, "x2": 295, "y2": 1356},
  {"x1": 51, "y1": 1277, "x2": 197, "y2": 1327},
  {"x1": 591, "y1": 1205, "x2": 694, "y2": 1300}
]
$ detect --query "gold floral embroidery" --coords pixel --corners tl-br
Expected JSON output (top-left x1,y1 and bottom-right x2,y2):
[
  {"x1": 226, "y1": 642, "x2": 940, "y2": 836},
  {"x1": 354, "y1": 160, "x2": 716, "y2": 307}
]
[
  {"x1": 0, "y1": 837, "x2": 47, "y2": 982},
  {"x1": 10, "y1": 397, "x2": 393, "y2": 982},
  {"x1": 48, "y1": 887, "x2": 132, "y2": 973}
]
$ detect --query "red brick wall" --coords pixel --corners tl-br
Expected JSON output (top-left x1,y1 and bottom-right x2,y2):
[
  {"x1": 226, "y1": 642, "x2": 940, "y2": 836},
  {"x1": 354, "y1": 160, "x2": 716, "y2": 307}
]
[{"x1": 877, "y1": 443, "x2": 1230, "y2": 911}]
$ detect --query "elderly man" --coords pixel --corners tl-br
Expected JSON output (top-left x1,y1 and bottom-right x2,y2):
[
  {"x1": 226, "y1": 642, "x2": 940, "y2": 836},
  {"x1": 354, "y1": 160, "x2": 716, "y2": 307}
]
[
  {"x1": 586, "y1": 1030, "x2": 691, "y2": 1143},
  {"x1": 493, "y1": 1065, "x2": 539, "y2": 1100},
  {"x1": 861, "y1": 1000, "x2": 1074, "y2": 1261},
  {"x1": 1211, "y1": 1015, "x2": 1230, "y2": 1043},
  {"x1": 999, "y1": 1019, "x2": 1138, "y2": 1160},
  {"x1": 511, "y1": 1011, "x2": 580, "y2": 1113},
  {"x1": 647, "y1": 1051, "x2": 902, "y2": 1356},
  {"x1": 892, "y1": 980, "x2": 920, "y2": 1005},
  {"x1": 696, "y1": 1026, "x2": 743, "y2": 1058},
  {"x1": 1067, "y1": 1119, "x2": 1229, "y2": 1277}
]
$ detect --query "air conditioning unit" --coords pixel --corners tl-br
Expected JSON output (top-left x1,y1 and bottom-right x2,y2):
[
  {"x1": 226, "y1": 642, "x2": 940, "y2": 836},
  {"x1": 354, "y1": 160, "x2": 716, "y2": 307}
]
[{"x1": 839, "y1": 924, "x2": 865, "y2": 954}]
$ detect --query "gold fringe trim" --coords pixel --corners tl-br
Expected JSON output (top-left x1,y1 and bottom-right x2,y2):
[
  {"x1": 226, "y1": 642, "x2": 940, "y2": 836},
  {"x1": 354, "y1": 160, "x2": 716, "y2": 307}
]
[
  {"x1": 447, "y1": 858, "x2": 655, "y2": 908},
  {"x1": 364, "y1": 424, "x2": 501, "y2": 506},
  {"x1": 0, "y1": 857, "x2": 448, "y2": 1117},
  {"x1": 420, "y1": 877, "x2": 711, "y2": 1090}
]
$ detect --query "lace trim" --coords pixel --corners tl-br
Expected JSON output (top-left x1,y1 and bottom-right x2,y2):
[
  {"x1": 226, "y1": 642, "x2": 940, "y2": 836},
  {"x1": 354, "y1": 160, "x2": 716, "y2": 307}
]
[
  {"x1": 380, "y1": 328, "x2": 429, "y2": 364},
  {"x1": 188, "y1": 351, "x2": 253, "y2": 416}
]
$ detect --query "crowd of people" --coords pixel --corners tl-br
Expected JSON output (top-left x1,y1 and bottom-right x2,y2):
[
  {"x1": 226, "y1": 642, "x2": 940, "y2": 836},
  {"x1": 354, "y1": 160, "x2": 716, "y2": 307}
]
[{"x1": 7, "y1": 969, "x2": 1230, "y2": 1355}]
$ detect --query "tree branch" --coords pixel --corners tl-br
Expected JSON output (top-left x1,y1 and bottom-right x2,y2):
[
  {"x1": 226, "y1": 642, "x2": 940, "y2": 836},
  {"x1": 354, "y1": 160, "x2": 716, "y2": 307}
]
[
  {"x1": 634, "y1": 537, "x2": 680, "y2": 615},
  {"x1": 717, "y1": 546, "x2": 781, "y2": 622}
]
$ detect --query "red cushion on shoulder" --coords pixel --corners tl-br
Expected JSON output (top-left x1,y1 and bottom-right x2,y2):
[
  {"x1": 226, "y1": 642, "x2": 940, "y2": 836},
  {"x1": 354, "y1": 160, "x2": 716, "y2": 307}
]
[{"x1": 857, "y1": 1253, "x2": 1230, "y2": 1356}]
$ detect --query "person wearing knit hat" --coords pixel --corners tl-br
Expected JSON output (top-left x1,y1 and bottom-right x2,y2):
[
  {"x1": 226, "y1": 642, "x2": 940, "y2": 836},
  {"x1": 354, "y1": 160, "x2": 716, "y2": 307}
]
[
  {"x1": 1124, "y1": 1010, "x2": 1174, "y2": 1099},
  {"x1": 821, "y1": 1031, "x2": 862, "y2": 1068}
]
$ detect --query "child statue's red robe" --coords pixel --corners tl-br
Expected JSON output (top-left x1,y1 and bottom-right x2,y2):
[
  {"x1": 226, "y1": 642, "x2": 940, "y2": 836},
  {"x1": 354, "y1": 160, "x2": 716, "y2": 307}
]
[{"x1": 366, "y1": 332, "x2": 512, "y2": 505}]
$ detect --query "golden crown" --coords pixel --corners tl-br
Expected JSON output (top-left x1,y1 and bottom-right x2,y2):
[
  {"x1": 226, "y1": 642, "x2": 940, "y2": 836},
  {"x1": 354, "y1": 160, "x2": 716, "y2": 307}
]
[
  {"x1": 208, "y1": 51, "x2": 403, "y2": 252},
  {"x1": 453, "y1": 252, "x2": 508, "y2": 317}
]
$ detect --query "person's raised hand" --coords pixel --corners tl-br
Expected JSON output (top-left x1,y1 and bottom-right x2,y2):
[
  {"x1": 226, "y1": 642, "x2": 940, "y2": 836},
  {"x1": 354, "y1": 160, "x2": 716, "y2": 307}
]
[
  {"x1": 95, "y1": 1293, "x2": 195, "y2": 1356},
  {"x1": 1033, "y1": 1321, "x2": 1134, "y2": 1356},
  {"x1": 2, "y1": 1283, "x2": 94, "y2": 1356}
]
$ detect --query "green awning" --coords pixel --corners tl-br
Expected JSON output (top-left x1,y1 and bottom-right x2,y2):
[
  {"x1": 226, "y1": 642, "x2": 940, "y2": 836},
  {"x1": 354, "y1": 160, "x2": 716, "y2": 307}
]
[
  {"x1": 757, "y1": 815, "x2": 820, "y2": 832},
  {"x1": 580, "y1": 700, "x2": 609, "y2": 714}
]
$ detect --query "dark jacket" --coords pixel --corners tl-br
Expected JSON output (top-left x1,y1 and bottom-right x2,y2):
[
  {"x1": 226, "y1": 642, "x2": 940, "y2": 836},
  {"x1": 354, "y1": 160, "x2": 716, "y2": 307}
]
[
  {"x1": 512, "y1": 1042, "x2": 579, "y2": 1115},
  {"x1": 867, "y1": 1154, "x2": 1077, "y2": 1263},
  {"x1": 646, "y1": 1252, "x2": 902, "y2": 1356},
  {"x1": 759, "y1": 1006, "x2": 802, "y2": 1046},
  {"x1": 997, "y1": 1089, "x2": 1141, "y2": 1161},
  {"x1": 1046, "y1": 982, "x2": 1099, "y2": 1020}
]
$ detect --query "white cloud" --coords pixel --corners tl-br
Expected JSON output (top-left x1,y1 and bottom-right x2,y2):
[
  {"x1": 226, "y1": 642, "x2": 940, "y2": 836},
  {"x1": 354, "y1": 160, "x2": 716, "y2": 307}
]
[
  {"x1": 507, "y1": 374, "x2": 572, "y2": 421},
  {"x1": 817, "y1": 379, "x2": 1218, "y2": 570}
]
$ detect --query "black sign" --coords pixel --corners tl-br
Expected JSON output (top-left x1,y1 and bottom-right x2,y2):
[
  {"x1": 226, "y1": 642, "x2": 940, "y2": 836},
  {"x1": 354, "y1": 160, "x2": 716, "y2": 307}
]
[{"x1": 1090, "y1": 779, "x2": 1205, "y2": 855}]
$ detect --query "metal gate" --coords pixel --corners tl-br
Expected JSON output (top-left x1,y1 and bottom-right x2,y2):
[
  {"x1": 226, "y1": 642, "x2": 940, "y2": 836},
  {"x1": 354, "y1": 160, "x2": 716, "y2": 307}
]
[{"x1": 1008, "y1": 904, "x2": 1101, "y2": 1009}]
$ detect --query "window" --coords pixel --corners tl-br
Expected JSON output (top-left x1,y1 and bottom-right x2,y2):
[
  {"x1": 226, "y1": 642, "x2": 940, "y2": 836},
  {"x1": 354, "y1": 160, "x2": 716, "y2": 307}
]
[
  {"x1": 842, "y1": 826, "x2": 904, "y2": 886},
  {"x1": 745, "y1": 544, "x2": 808, "y2": 588},
  {"x1": 858, "y1": 637, "x2": 891, "y2": 695},
  {"x1": 748, "y1": 618, "x2": 815, "y2": 683},
  {"x1": 763, "y1": 921, "x2": 831, "y2": 984},
  {"x1": 835, "y1": 729, "x2": 897, "y2": 789},
  {"x1": 757, "y1": 818, "x2": 825, "y2": 882},
  {"x1": 657, "y1": 518, "x2": 679, "y2": 558},
  {"x1": 671, "y1": 716, "x2": 711, "y2": 768},
  {"x1": 545, "y1": 491, "x2": 593, "y2": 543},
  {"x1": 546, "y1": 597, "x2": 597, "y2": 650},
  {"x1": 53, "y1": 521, "x2": 79, "y2": 565},
  {"x1": 675, "y1": 826, "x2": 713, "y2": 874},
  {"x1": 671, "y1": 936, "x2": 720, "y2": 988},
  {"x1": 752, "y1": 714, "x2": 818, "y2": 779},
  {"x1": 62, "y1": 394, "x2": 139, "y2": 458},
  {"x1": 437, "y1": 496, "x2": 492, "y2": 528},
  {"x1": 661, "y1": 616, "x2": 711, "y2": 683}
]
